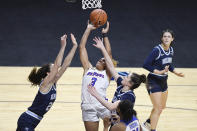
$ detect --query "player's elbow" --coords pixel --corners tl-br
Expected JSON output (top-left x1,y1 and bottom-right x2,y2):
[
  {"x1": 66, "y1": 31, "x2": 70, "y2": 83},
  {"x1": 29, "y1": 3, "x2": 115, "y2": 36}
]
[
  {"x1": 143, "y1": 63, "x2": 152, "y2": 72},
  {"x1": 79, "y1": 44, "x2": 86, "y2": 49},
  {"x1": 54, "y1": 61, "x2": 61, "y2": 69},
  {"x1": 56, "y1": 63, "x2": 61, "y2": 69}
]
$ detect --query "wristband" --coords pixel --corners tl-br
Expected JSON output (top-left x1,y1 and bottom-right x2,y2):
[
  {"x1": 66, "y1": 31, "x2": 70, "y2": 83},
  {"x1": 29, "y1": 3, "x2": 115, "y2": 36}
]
[{"x1": 102, "y1": 33, "x2": 108, "y2": 38}]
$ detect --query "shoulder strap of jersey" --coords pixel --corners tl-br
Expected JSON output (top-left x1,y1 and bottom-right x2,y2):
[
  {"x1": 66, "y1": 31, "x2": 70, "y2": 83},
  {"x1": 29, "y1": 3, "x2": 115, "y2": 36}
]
[{"x1": 170, "y1": 46, "x2": 174, "y2": 55}]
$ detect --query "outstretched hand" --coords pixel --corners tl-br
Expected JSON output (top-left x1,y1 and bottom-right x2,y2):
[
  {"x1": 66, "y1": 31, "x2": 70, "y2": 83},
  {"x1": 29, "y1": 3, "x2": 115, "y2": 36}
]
[
  {"x1": 93, "y1": 37, "x2": 105, "y2": 49},
  {"x1": 61, "y1": 34, "x2": 67, "y2": 47},
  {"x1": 87, "y1": 20, "x2": 97, "y2": 30},
  {"x1": 175, "y1": 72, "x2": 184, "y2": 77},
  {"x1": 102, "y1": 21, "x2": 110, "y2": 34},
  {"x1": 70, "y1": 33, "x2": 78, "y2": 47},
  {"x1": 87, "y1": 84, "x2": 98, "y2": 97}
]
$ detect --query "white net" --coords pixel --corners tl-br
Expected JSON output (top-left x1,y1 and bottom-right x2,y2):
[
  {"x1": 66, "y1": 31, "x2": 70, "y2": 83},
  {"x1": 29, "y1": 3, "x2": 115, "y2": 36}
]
[{"x1": 82, "y1": 0, "x2": 102, "y2": 10}]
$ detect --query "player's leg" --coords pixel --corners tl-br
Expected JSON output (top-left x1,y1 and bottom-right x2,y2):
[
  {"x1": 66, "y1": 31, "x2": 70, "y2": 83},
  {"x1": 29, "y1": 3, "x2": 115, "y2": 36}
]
[
  {"x1": 97, "y1": 107, "x2": 111, "y2": 131},
  {"x1": 84, "y1": 121, "x2": 99, "y2": 131},
  {"x1": 147, "y1": 88, "x2": 168, "y2": 131},
  {"x1": 144, "y1": 91, "x2": 165, "y2": 129},
  {"x1": 161, "y1": 90, "x2": 168, "y2": 109},
  {"x1": 142, "y1": 76, "x2": 161, "y2": 131},
  {"x1": 82, "y1": 108, "x2": 99, "y2": 131},
  {"x1": 161, "y1": 81, "x2": 168, "y2": 109},
  {"x1": 149, "y1": 92, "x2": 163, "y2": 130}
]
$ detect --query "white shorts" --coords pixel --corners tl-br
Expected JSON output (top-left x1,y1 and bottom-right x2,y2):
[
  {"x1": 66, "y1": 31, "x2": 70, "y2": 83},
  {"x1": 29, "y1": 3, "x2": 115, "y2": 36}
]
[{"x1": 81, "y1": 103, "x2": 111, "y2": 122}]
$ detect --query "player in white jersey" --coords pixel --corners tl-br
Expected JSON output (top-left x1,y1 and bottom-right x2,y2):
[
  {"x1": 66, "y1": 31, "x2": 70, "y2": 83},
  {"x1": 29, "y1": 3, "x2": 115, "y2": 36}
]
[
  {"x1": 82, "y1": 67, "x2": 109, "y2": 104},
  {"x1": 80, "y1": 21, "x2": 116, "y2": 131}
]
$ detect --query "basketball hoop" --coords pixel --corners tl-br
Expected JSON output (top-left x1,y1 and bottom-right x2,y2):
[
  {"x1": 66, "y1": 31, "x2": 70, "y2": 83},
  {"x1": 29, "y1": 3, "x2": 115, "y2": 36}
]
[{"x1": 82, "y1": 0, "x2": 102, "y2": 10}]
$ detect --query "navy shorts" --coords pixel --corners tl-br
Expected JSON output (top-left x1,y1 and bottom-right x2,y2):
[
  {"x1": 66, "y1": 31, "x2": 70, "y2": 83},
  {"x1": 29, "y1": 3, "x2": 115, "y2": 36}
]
[
  {"x1": 146, "y1": 74, "x2": 168, "y2": 94},
  {"x1": 16, "y1": 112, "x2": 40, "y2": 131}
]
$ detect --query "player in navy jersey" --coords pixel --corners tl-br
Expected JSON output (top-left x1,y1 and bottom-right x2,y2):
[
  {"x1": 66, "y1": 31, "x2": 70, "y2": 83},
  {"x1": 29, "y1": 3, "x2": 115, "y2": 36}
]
[
  {"x1": 142, "y1": 29, "x2": 184, "y2": 131},
  {"x1": 16, "y1": 33, "x2": 78, "y2": 131},
  {"x1": 88, "y1": 37, "x2": 146, "y2": 131}
]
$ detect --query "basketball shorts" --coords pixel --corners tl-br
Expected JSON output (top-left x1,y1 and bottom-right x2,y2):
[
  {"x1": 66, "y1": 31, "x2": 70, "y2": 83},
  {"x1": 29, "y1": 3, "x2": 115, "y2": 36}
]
[
  {"x1": 17, "y1": 112, "x2": 40, "y2": 131},
  {"x1": 147, "y1": 74, "x2": 168, "y2": 94},
  {"x1": 81, "y1": 103, "x2": 111, "y2": 122}
]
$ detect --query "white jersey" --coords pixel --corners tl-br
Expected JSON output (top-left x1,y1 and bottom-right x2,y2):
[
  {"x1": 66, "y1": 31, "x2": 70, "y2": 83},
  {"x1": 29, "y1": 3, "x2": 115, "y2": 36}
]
[{"x1": 81, "y1": 68, "x2": 109, "y2": 106}]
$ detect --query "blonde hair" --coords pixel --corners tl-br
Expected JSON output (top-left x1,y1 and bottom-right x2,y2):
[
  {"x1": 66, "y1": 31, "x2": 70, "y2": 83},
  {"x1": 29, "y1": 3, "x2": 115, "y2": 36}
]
[{"x1": 112, "y1": 58, "x2": 118, "y2": 67}]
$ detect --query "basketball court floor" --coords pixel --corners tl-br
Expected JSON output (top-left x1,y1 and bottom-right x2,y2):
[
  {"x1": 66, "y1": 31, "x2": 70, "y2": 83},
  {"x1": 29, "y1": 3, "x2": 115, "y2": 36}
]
[{"x1": 0, "y1": 67, "x2": 197, "y2": 131}]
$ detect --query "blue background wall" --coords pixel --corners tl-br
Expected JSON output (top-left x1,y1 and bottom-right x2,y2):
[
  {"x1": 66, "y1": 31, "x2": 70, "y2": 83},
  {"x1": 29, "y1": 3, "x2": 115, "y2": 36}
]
[{"x1": 0, "y1": 0, "x2": 196, "y2": 67}]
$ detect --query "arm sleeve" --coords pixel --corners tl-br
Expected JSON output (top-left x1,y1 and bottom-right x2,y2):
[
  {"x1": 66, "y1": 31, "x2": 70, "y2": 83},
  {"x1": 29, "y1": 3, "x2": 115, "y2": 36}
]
[
  {"x1": 116, "y1": 77, "x2": 123, "y2": 86},
  {"x1": 143, "y1": 48, "x2": 159, "y2": 72},
  {"x1": 169, "y1": 64, "x2": 175, "y2": 72}
]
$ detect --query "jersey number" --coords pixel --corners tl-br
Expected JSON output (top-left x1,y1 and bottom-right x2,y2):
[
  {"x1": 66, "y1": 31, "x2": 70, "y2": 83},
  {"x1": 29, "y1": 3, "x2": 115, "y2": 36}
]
[
  {"x1": 90, "y1": 77, "x2": 97, "y2": 86},
  {"x1": 46, "y1": 102, "x2": 53, "y2": 111}
]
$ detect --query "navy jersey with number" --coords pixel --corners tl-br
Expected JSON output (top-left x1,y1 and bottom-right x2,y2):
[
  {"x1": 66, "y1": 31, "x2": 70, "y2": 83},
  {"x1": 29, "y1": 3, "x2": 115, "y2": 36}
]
[
  {"x1": 143, "y1": 44, "x2": 174, "y2": 78},
  {"x1": 112, "y1": 77, "x2": 136, "y2": 104},
  {"x1": 28, "y1": 83, "x2": 57, "y2": 117}
]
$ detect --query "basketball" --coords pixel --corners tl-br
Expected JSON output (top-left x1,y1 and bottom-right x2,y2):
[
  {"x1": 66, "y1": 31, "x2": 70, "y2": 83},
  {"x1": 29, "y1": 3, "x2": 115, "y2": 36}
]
[{"x1": 89, "y1": 9, "x2": 107, "y2": 27}]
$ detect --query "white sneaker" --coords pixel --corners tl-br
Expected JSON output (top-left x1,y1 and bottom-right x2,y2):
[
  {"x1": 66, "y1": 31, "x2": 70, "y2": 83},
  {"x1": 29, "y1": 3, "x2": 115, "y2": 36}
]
[{"x1": 141, "y1": 122, "x2": 151, "y2": 131}]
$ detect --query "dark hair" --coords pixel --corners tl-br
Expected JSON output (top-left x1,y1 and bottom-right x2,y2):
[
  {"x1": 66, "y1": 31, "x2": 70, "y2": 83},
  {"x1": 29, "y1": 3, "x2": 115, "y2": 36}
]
[
  {"x1": 162, "y1": 29, "x2": 175, "y2": 38},
  {"x1": 28, "y1": 64, "x2": 51, "y2": 86},
  {"x1": 130, "y1": 73, "x2": 146, "y2": 90},
  {"x1": 117, "y1": 100, "x2": 137, "y2": 122}
]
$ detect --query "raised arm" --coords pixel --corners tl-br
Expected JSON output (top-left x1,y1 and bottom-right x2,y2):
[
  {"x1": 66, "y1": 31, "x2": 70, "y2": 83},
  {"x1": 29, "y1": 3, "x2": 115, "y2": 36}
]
[
  {"x1": 102, "y1": 22, "x2": 112, "y2": 58},
  {"x1": 93, "y1": 37, "x2": 119, "y2": 81},
  {"x1": 53, "y1": 33, "x2": 78, "y2": 83},
  {"x1": 88, "y1": 85, "x2": 120, "y2": 111},
  {"x1": 42, "y1": 34, "x2": 67, "y2": 88},
  {"x1": 79, "y1": 21, "x2": 96, "y2": 74},
  {"x1": 102, "y1": 22, "x2": 114, "y2": 80}
]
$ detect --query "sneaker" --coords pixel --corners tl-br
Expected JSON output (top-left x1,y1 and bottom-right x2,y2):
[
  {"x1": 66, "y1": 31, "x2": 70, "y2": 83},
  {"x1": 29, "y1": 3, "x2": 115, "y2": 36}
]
[{"x1": 141, "y1": 122, "x2": 151, "y2": 131}]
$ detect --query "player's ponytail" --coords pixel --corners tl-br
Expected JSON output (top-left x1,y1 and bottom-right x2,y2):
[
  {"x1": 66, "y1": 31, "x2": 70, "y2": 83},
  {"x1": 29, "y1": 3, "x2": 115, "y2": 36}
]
[
  {"x1": 139, "y1": 74, "x2": 146, "y2": 83},
  {"x1": 28, "y1": 64, "x2": 50, "y2": 86},
  {"x1": 118, "y1": 100, "x2": 137, "y2": 122},
  {"x1": 112, "y1": 59, "x2": 119, "y2": 67},
  {"x1": 130, "y1": 73, "x2": 146, "y2": 90}
]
